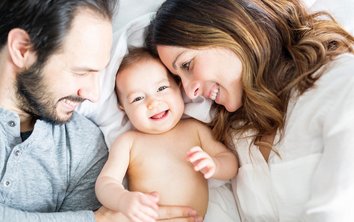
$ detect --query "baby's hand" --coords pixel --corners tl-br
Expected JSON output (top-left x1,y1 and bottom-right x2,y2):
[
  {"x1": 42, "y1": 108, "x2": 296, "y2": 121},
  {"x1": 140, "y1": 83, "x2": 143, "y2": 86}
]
[
  {"x1": 120, "y1": 191, "x2": 159, "y2": 222},
  {"x1": 187, "y1": 146, "x2": 216, "y2": 179}
]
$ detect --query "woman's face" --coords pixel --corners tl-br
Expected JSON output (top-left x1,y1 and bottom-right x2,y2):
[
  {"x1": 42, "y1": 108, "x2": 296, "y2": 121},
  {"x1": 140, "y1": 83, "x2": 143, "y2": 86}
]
[{"x1": 157, "y1": 45, "x2": 243, "y2": 112}]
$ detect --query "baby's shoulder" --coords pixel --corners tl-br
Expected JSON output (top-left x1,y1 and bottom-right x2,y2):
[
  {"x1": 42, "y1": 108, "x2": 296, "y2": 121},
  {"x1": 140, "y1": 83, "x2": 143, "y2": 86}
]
[
  {"x1": 178, "y1": 118, "x2": 211, "y2": 133},
  {"x1": 180, "y1": 118, "x2": 204, "y2": 127},
  {"x1": 112, "y1": 130, "x2": 141, "y2": 147}
]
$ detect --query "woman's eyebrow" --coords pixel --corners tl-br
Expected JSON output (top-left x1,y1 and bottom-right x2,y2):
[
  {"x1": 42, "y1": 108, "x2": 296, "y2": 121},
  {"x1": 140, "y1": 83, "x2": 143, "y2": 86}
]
[{"x1": 172, "y1": 52, "x2": 185, "y2": 70}]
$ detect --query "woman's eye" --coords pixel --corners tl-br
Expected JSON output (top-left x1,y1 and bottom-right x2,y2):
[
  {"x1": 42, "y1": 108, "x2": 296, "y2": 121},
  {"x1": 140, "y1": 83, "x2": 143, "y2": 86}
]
[
  {"x1": 181, "y1": 61, "x2": 191, "y2": 71},
  {"x1": 158, "y1": 86, "x2": 168, "y2": 92},
  {"x1": 132, "y1": 96, "x2": 144, "y2": 103}
]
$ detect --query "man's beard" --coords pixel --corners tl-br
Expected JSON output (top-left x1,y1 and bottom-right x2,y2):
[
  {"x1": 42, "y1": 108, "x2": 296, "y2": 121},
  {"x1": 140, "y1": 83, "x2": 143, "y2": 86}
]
[{"x1": 16, "y1": 62, "x2": 84, "y2": 124}]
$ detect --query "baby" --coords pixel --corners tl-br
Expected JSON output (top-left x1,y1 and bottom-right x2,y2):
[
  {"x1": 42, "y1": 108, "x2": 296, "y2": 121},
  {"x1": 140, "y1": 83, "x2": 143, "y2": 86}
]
[{"x1": 95, "y1": 48, "x2": 238, "y2": 222}]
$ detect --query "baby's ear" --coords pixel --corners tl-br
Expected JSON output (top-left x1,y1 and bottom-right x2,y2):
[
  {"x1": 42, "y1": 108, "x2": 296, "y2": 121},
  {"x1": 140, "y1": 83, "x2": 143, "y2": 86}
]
[
  {"x1": 115, "y1": 86, "x2": 124, "y2": 110},
  {"x1": 118, "y1": 104, "x2": 124, "y2": 111}
]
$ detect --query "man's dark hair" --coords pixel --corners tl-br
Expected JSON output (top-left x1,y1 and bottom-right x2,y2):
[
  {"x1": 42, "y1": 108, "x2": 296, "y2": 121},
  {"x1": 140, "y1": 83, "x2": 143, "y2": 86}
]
[{"x1": 0, "y1": 0, "x2": 117, "y2": 64}]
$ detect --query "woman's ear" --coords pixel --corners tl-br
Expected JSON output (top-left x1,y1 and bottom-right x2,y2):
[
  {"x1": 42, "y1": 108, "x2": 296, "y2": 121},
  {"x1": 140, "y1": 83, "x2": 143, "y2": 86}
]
[{"x1": 7, "y1": 28, "x2": 36, "y2": 69}]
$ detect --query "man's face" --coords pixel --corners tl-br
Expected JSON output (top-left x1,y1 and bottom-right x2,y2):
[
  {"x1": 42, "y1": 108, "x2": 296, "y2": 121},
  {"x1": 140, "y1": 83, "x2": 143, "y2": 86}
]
[{"x1": 16, "y1": 10, "x2": 112, "y2": 123}]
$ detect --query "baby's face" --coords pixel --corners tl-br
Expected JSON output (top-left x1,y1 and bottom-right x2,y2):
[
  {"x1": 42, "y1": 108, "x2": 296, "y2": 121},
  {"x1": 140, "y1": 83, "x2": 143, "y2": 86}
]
[{"x1": 116, "y1": 59, "x2": 185, "y2": 134}]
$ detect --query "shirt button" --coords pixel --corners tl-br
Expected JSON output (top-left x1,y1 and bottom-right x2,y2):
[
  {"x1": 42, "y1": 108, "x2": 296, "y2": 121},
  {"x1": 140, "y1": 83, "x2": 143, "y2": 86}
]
[
  {"x1": 4, "y1": 180, "x2": 11, "y2": 187},
  {"x1": 14, "y1": 150, "x2": 21, "y2": 156},
  {"x1": 8, "y1": 121, "x2": 16, "y2": 127}
]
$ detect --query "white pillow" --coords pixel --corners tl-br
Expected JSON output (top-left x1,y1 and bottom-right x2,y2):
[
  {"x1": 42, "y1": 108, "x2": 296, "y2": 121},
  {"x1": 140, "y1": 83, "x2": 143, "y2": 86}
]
[
  {"x1": 77, "y1": 0, "x2": 354, "y2": 148},
  {"x1": 309, "y1": 0, "x2": 354, "y2": 35}
]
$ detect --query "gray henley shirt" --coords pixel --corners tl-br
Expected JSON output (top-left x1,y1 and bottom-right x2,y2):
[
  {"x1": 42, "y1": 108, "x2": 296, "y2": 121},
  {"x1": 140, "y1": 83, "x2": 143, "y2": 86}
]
[{"x1": 0, "y1": 108, "x2": 108, "y2": 222}]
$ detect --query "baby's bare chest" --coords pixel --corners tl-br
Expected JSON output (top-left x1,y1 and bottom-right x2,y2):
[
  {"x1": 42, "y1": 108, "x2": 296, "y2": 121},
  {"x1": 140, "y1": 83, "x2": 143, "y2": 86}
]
[
  {"x1": 134, "y1": 133, "x2": 197, "y2": 163},
  {"x1": 127, "y1": 130, "x2": 207, "y2": 210},
  {"x1": 128, "y1": 128, "x2": 201, "y2": 179}
]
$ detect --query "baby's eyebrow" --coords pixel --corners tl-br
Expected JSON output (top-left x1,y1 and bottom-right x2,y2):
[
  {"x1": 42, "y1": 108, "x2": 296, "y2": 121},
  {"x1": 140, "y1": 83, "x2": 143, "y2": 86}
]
[
  {"x1": 157, "y1": 79, "x2": 170, "y2": 84},
  {"x1": 127, "y1": 92, "x2": 140, "y2": 99}
]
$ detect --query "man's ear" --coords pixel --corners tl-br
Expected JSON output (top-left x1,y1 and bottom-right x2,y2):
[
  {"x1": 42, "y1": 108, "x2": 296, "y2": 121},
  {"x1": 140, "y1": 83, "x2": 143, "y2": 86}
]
[{"x1": 7, "y1": 28, "x2": 36, "y2": 69}]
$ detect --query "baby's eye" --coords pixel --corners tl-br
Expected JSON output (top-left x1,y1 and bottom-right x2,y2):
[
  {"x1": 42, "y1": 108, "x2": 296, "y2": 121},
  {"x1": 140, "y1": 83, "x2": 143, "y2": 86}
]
[
  {"x1": 131, "y1": 96, "x2": 144, "y2": 103},
  {"x1": 75, "y1": 72, "x2": 89, "y2": 76},
  {"x1": 158, "y1": 86, "x2": 168, "y2": 92},
  {"x1": 181, "y1": 61, "x2": 191, "y2": 71}
]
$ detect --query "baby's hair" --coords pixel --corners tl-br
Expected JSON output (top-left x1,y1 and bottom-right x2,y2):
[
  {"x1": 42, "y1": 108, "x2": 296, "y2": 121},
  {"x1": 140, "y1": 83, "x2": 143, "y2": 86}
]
[
  {"x1": 117, "y1": 47, "x2": 181, "y2": 83},
  {"x1": 115, "y1": 47, "x2": 154, "y2": 106},
  {"x1": 115, "y1": 47, "x2": 180, "y2": 106},
  {"x1": 117, "y1": 47, "x2": 157, "y2": 74}
]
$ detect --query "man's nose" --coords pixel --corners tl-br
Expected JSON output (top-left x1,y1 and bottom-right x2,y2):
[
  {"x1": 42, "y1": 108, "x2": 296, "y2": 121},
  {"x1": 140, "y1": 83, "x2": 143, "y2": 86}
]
[{"x1": 77, "y1": 73, "x2": 100, "y2": 102}]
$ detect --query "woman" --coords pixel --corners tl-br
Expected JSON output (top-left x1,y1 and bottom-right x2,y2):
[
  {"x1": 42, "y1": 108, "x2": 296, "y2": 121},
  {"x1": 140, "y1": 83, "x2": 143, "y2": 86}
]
[{"x1": 145, "y1": 0, "x2": 354, "y2": 221}]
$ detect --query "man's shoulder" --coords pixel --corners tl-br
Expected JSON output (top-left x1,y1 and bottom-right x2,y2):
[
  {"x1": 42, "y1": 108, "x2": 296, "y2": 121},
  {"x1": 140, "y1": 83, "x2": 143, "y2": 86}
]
[
  {"x1": 67, "y1": 111, "x2": 98, "y2": 125},
  {"x1": 60, "y1": 113, "x2": 108, "y2": 185},
  {"x1": 62, "y1": 112, "x2": 107, "y2": 150},
  {"x1": 66, "y1": 112, "x2": 102, "y2": 133}
]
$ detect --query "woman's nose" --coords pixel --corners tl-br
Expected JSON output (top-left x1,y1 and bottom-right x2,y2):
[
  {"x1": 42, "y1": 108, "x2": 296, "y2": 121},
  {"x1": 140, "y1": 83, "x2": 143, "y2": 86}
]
[{"x1": 183, "y1": 81, "x2": 201, "y2": 100}]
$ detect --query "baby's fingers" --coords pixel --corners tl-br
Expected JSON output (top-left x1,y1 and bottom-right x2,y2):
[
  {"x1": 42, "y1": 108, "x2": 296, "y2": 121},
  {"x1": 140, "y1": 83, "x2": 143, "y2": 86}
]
[
  {"x1": 203, "y1": 168, "x2": 215, "y2": 179},
  {"x1": 187, "y1": 149, "x2": 209, "y2": 163},
  {"x1": 187, "y1": 146, "x2": 203, "y2": 155},
  {"x1": 141, "y1": 194, "x2": 159, "y2": 211},
  {"x1": 126, "y1": 193, "x2": 159, "y2": 222},
  {"x1": 193, "y1": 159, "x2": 215, "y2": 179}
]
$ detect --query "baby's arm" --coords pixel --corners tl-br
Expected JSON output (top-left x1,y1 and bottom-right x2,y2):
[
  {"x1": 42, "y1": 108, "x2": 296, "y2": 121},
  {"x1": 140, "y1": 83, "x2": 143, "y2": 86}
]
[
  {"x1": 95, "y1": 132, "x2": 159, "y2": 222},
  {"x1": 187, "y1": 120, "x2": 238, "y2": 180}
]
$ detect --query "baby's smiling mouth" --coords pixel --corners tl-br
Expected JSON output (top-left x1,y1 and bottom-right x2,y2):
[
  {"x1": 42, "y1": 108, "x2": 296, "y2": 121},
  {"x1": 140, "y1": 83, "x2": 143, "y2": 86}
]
[{"x1": 150, "y1": 110, "x2": 169, "y2": 120}]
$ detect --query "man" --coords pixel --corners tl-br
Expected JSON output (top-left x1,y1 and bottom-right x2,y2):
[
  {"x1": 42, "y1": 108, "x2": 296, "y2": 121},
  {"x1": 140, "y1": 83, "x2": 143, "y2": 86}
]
[
  {"x1": 0, "y1": 1, "x2": 201, "y2": 221},
  {"x1": 0, "y1": 0, "x2": 115, "y2": 221}
]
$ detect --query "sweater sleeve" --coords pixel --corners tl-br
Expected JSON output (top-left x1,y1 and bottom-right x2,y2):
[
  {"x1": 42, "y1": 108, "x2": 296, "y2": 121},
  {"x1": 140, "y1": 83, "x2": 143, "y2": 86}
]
[{"x1": 0, "y1": 203, "x2": 96, "y2": 222}]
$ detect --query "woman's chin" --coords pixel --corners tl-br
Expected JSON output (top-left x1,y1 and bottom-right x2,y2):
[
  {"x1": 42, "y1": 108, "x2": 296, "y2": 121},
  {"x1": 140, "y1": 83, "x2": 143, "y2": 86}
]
[{"x1": 224, "y1": 103, "x2": 242, "y2": 112}]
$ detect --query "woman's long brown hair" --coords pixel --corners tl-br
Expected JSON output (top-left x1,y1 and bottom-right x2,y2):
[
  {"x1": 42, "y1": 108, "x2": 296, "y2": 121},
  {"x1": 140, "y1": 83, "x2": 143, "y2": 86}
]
[{"x1": 146, "y1": 0, "x2": 354, "y2": 148}]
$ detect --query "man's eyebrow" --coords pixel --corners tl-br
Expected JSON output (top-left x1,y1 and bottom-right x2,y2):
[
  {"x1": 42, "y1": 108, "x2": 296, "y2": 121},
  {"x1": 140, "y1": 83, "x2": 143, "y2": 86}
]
[{"x1": 72, "y1": 66, "x2": 100, "y2": 72}]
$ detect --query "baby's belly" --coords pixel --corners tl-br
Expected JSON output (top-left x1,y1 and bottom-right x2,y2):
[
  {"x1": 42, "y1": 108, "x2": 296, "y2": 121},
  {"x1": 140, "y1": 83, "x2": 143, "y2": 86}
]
[{"x1": 128, "y1": 167, "x2": 209, "y2": 216}]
